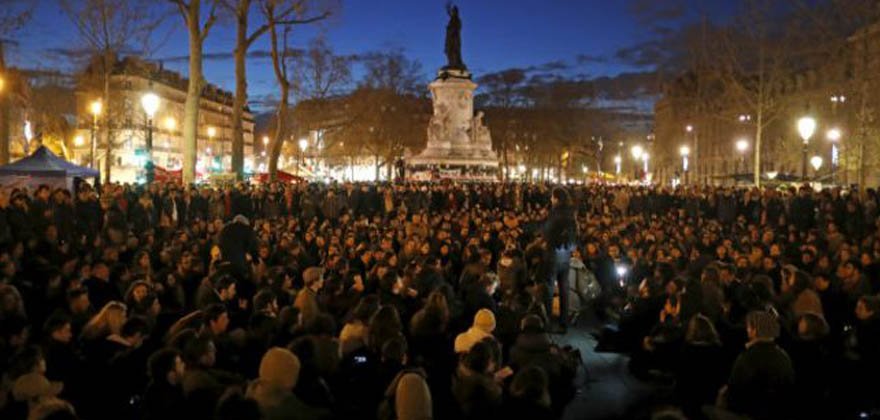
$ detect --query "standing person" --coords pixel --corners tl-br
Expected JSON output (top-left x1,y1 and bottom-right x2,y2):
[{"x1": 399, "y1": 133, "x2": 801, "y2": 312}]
[
  {"x1": 543, "y1": 188, "x2": 577, "y2": 333},
  {"x1": 219, "y1": 215, "x2": 259, "y2": 282}
]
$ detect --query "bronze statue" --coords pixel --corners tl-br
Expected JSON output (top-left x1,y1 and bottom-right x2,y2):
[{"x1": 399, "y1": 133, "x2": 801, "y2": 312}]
[{"x1": 444, "y1": 3, "x2": 466, "y2": 71}]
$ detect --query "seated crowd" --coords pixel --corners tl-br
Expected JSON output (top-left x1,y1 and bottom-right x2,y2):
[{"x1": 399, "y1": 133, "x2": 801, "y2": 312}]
[{"x1": 0, "y1": 180, "x2": 877, "y2": 420}]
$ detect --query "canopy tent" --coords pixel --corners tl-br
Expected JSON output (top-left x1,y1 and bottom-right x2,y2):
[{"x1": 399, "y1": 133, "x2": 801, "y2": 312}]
[{"x1": 0, "y1": 146, "x2": 99, "y2": 190}]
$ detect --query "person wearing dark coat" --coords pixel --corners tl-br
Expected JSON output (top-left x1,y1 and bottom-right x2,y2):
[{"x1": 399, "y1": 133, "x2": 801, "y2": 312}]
[
  {"x1": 542, "y1": 187, "x2": 577, "y2": 332},
  {"x1": 219, "y1": 215, "x2": 259, "y2": 281},
  {"x1": 508, "y1": 315, "x2": 573, "y2": 415},
  {"x1": 674, "y1": 314, "x2": 728, "y2": 419},
  {"x1": 142, "y1": 348, "x2": 187, "y2": 420},
  {"x1": 500, "y1": 366, "x2": 554, "y2": 420},
  {"x1": 722, "y1": 311, "x2": 795, "y2": 420}
]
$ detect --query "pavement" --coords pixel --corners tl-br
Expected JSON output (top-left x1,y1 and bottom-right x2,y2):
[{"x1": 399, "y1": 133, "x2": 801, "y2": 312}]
[{"x1": 556, "y1": 315, "x2": 673, "y2": 420}]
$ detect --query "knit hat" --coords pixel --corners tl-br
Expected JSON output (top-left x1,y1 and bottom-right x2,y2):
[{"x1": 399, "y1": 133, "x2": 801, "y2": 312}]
[
  {"x1": 12, "y1": 373, "x2": 63, "y2": 402},
  {"x1": 259, "y1": 347, "x2": 301, "y2": 391},
  {"x1": 473, "y1": 309, "x2": 496, "y2": 333},
  {"x1": 395, "y1": 372, "x2": 433, "y2": 420}
]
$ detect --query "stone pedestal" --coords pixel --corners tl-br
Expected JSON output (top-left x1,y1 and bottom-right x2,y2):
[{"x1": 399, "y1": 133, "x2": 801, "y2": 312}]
[{"x1": 409, "y1": 69, "x2": 498, "y2": 170}]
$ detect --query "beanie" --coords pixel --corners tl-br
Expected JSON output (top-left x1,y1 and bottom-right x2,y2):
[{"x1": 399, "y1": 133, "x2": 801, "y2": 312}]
[
  {"x1": 396, "y1": 372, "x2": 433, "y2": 420},
  {"x1": 473, "y1": 309, "x2": 496, "y2": 333},
  {"x1": 259, "y1": 347, "x2": 301, "y2": 391}
]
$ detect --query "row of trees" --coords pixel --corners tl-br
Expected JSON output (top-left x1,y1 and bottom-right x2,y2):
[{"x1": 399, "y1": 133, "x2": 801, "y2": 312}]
[
  {"x1": 645, "y1": 0, "x2": 880, "y2": 189},
  {"x1": 0, "y1": 0, "x2": 335, "y2": 182}
]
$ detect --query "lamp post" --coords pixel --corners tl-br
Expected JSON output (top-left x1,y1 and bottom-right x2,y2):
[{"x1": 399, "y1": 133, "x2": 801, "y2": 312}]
[
  {"x1": 810, "y1": 156, "x2": 823, "y2": 178},
  {"x1": 88, "y1": 100, "x2": 102, "y2": 168},
  {"x1": 298, "y1": 137, "x2": 308, "y2": 176},
  {"x1": 630, "y1": 145, "x2": 643, "y2": 180},
  {"x1": 679, "y1": 145, "x2": 690, "y2": 185},
  {"x1": 797, "y1": 116, "x2": 817, "y2": 182},
  {"x1": 141, "y1": 92, "x2": 159, "y2": 161},
  {"x1": 826, "y1": 128, "x2": 841, "y2": 185},
  {"x1": 736, "y1": 139, "x2": 749, "y2": 176}
]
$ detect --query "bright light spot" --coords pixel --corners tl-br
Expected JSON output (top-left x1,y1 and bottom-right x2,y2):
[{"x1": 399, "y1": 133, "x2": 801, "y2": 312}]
[
  {"x1": 262, "y1": 136, "x2": 269, "y2": 146},
  {"x1": 73, "y1": 135, "x2": 84, "y2": 147},
  {"x1": 736, "y1": 139, "x2": 749, "y2": 152},
  {"x1": 164, "y1": 117, "x2": 176, "y2": 131},
  {"x1": 89, "y1": 100, "x2": 102, "y2": 116},
  {"x1": 141, "y1": 92, "x2": 160, "y2": 118},
  {"x1": 826, "y1": 128, "x2": 841, "y2": 142},
  {"x1": 679, "y1": 146, "x2": 690, "y2": 156},
  {"x1": 797, "y1": 116, "x2": 817, "y2": 142},
  {"x1": 631, "y1": 145, "x2": 643, "y2": 160},
  {"x1": 207, "y1": 126, "x2": 217, "y2": 138},
  {"x1": 810, "y1": 156, "x2": 823, "y2": 171}
]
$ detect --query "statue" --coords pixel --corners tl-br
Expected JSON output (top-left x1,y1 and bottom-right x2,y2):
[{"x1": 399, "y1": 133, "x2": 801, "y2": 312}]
[{"x1": 444, "y1": 3, "x2": 466, "y2": 71}]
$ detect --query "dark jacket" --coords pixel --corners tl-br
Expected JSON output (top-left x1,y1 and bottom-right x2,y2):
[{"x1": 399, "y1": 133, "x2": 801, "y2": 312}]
[{"x1": 726, "y1": 341, "x2": 795, "y2": 420}]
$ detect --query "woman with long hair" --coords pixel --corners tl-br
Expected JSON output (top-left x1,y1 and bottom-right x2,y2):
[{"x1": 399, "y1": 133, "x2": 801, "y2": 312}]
[
  {"x1": 80, "y1": 301, "x2": 127, "y2": 342},
  {"x1": 543, "y1": 187, "x2": 577, "y2": 333}
]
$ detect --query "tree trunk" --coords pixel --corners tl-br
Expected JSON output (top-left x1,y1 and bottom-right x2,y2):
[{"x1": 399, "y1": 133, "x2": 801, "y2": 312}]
[
  {"x1": 182, "y1": 2, "x2": 205, "y2": 185},
  {"x1": 102, "y1": 53, "x2": 112, "y2": 183},
  {"x1": 0, "y1": 43, "x2": 8, "y2": 165},
  {"x1": 268, "y1": 86, "x2": 287, "y2": 178},
  {"x1": 231, "y1": 0, "x2": 249, "y2": 181},
  {"x1": 754, "y1": 111, "x2": 763, "y2": 187}
]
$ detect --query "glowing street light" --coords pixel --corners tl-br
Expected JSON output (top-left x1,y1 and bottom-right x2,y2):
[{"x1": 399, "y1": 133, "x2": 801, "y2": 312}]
[
  {"x1": 207, "y1": 126, "x2": 217, "y2": 139},
  {"x1": 164, "y1": 117, "x2": 177, "y2": 131},
  {"x1": 630, "y1": 145, "x2": 643, "y2": 160},
  {"x1": 141, "y1": 93, "x2": 160, "y2": 162},
  {"x1": 262, "y1": 136, "x2": 269, "y2": 146},
  {"x1": 798, "y1": 117, "x2": 817, "y2": 144},
  {"x1": 798, "y1": 116, "x2": 817, "y2": 181},
  {"x1": 685, "y1": 124, "x2": 693, "y2": 133},
  {"x1": 810, "y1": 155, "x2": 823, "y2": 171},
  {"x1": 826, "y1": 128, "x2": 841, "y2": 142},
  {"x1": 679, "y1": 146, "x2": 690, "y2": 181},
  {"x1": 73, "y1": 135, "x2": 84, "y2": 147},
  {"x1": 736, "y1": 139, "x2": 749, "y2": 175}
]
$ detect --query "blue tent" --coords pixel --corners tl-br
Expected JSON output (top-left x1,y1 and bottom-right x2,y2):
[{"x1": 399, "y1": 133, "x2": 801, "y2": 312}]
[{"x1": 0, "y1": 146, "x2": 99, "y2": 190}]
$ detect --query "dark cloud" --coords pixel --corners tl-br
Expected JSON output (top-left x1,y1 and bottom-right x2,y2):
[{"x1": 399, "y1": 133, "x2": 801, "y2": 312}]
[{"x1": 576, "y1": 54, "x2": 606, "y2": 64}]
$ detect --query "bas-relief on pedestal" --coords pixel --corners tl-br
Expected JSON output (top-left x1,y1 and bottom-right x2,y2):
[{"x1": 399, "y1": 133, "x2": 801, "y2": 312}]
[{"x1": 409, "y1": 69, "x2": 499, "y2": 168}]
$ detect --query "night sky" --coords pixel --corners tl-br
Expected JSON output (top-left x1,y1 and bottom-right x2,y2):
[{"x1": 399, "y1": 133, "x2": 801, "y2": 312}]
[{"x1": 13, "y1": 0, "x2": 736, "y2": 111}]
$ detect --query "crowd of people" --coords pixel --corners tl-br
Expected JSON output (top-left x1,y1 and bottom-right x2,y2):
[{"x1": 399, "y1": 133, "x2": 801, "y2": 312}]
[{"x1": 0, "y1": 180, "x2": 877, "y2": 420}]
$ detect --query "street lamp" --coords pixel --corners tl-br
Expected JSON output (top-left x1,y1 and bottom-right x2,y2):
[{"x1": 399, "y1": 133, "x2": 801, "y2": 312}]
[
  {"x1": 141, "y1": 92, "x2": 160, "y2": 162},
  {"x1": 679, "y1": 145, "x2": 690, "y2": 184},
  {"x1": 298, "y1": 137, "x2": 308, "y2": 176},
  {"x1": 73, "y1": 135, "x2": 84, "y2": 147},
  {"x1": 164, "y1": 117, "x2": 176, "y2": 131},
  {"x1": 826, "y1": 128, "x2": 841, "y2": 185},
  {"x1": 798, "y1": 116, "x2": 817, "y2": 181},
  {"x1": 630, "y1": 145, "x2": 643, "y2": 180},
  {"x1": 88, "y1": 99, "x2": 102, "y2": 168},
  {"x1": 736, "y1": 139, "x2": 749, "y2": 175},
  {"x1": 810, "y1": 155, "x2": 823, "y2": 172}
]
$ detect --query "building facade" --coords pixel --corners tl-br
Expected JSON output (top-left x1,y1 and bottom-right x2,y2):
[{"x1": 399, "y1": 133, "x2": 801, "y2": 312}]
[
  {"x1": 72, "y1": 56, "x2": 255, "y2": 183},
  {"x1": 653, "y1": 21, "x2": 880, "y2": 188}
]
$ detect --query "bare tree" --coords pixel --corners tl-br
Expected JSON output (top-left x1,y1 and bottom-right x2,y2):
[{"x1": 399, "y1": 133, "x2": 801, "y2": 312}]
[
  {"x1": 262, "y1": 0, "x2": 332, "y2": 179},
  {"x1": 61, "y1": 0, "x2": 164, "y2": 182},
  {"x1": 0, "y1": 0, "x2": 33, "y2": 164},
  {"x1": 169, "y1": 0, "x2": 219, "y2": 184},
  {"x1": 220, "y1": 0, "x2": 329, "y2": 180}
]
